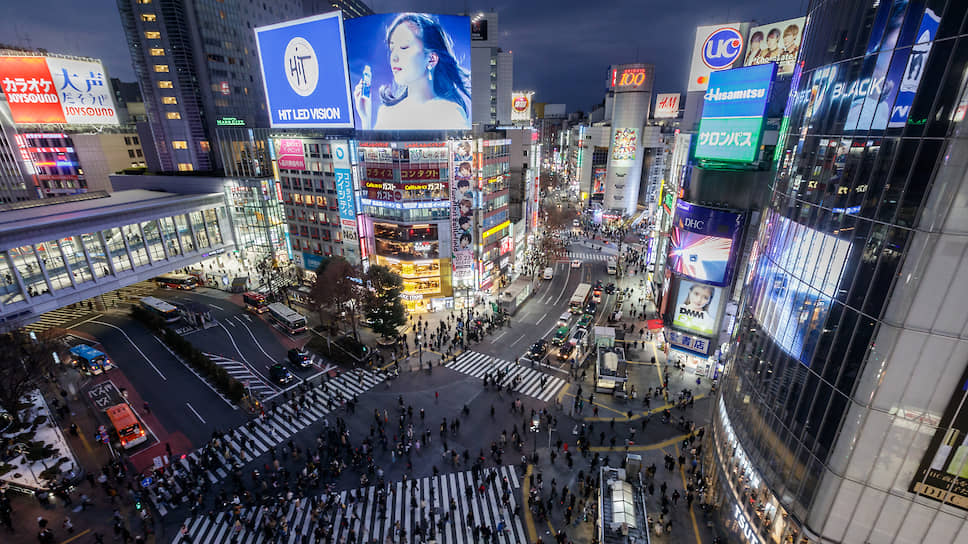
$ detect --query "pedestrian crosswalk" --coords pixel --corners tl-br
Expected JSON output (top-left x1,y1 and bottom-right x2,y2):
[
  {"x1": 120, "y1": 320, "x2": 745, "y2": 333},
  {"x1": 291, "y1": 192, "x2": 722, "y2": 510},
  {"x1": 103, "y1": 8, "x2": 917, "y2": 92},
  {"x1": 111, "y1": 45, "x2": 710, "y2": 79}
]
[
  {"x1": 23, "y1": 282, "x2": 160, "y2": 333},
  {"x1": 172, "y1": 465, "x2": 525, "y2": 544},
  {"x1": 204, "y1": 353, "x2": 278, "y2": 399},
  {"x1": 567, "y1": 251, "x2": 614, "y2": 262},
  {"x1": 447, "y1": 351, "x2": 566, "y2": 403},
  {"x1": 144, "y1": 368, "x2": 386, "y2": 517}
]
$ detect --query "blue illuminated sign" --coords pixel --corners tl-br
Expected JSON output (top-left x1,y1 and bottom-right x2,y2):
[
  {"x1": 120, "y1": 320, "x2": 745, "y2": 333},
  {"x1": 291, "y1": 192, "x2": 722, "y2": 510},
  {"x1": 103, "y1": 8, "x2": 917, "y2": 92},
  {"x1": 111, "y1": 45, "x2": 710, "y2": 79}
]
[
  {"x1": 254, "y1": 12, "x2": 354, "y2": 128},
  {"x1": 696, "y1": 63, "x2": 776, "y2": 163},
  {"x1": 302, "y1": 252, "x2": 324, "y2": 272}
]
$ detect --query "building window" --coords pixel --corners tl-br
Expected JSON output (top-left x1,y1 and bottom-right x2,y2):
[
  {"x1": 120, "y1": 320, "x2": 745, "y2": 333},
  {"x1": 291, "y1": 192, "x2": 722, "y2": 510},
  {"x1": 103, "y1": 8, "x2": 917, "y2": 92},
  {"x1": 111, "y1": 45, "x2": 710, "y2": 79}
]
[
  {"x1": 154, "y1": 64, "x2": 169, "y2": 72},
  {"x1": 124, "y1": 137, "x2": 132, "y2": 145},
  {"x1": 137, "y1": 0, "x2": 152, "y2": 4},
  {"x1": 149, "y1": 48, "x2": 165, "y2": 56},
  {"x1": 141, "y1": 13, "x2": 156, "y2": 21},
  {"x1": 144, "y1": 31, "x2": 161, "y2": 39},
  {"x1": 157, "y1": 80, "x2": 173, "y2": 89},
  {"x1": 172, "y1": 141, "x2": 188, "y2": 149},
  {"x1": 133, "y1": 137, "x2": 139, "y2": 145},
  {"x1": 166, "y1": 112, "x2": 181, "y2": 119},
  {"x1": 161, "y1": 96, "x2": 177, "y2": 104},
  {"x1": 128, "y1": 149, "x2": 136, "y2": 158},
  {"x1": 177, "y1": 163, "x2": 194, "y2": 171},
  {"x1": 199, "y1": 141, "x2": 211, "y2": 152},
  {"x1": 136, "y1": 149, "x2": 143, "y2": 157}
]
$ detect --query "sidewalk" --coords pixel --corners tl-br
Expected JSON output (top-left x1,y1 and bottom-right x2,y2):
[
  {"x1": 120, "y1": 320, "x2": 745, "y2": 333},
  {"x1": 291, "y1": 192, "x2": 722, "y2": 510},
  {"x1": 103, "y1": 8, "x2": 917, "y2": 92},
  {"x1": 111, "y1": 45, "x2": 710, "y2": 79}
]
[{"x1": 1, "y1": 365, "x2": 157, "y2": 543}]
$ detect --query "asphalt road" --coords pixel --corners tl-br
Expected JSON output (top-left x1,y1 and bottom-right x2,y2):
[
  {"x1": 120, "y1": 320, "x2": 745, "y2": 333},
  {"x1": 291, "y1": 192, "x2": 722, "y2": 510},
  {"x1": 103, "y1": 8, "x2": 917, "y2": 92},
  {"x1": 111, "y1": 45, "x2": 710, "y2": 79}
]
[{"x1": 75, "y1": 312, "x2": 246, "y2": 446}]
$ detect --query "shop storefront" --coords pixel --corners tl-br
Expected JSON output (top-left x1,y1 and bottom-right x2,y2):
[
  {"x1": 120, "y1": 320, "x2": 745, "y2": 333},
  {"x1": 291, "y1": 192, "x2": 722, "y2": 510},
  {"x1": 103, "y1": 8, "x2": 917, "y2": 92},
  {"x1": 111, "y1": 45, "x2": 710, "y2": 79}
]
[{"x1": 706, "y1": 397, "x2": 809, "y2": 544}]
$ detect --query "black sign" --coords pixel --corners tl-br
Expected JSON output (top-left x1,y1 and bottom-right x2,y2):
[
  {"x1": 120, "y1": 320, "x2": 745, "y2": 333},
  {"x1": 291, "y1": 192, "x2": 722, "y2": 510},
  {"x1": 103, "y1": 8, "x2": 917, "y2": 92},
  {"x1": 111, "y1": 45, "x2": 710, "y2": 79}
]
[{"x1": 910, "y1": 366, "x2": 968, "y2": 511}]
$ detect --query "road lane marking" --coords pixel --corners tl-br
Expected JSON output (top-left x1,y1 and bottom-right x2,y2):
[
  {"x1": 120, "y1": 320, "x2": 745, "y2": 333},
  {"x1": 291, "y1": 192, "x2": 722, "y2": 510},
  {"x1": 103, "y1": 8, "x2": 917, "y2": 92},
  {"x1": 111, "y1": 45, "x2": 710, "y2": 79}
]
[
  {"x1": 208, "y1": 303, "x2": 224, "y2": 310},
  {"x1": 536, "y1": 311, "x2": 548, "y2": 325},
  {"x1": 237, "y1": 319, "x2": 283, "y2": 368},
  {"x1": 218, "y1": 322, "x2": 252, "y2": 365},
  {"x1": 90, "y1": 320, "x2": 167, "y2": 380},
  {"x1": 492, "y1": 330, "x2": 508, "y2": 343},
  {"x1": 186, "y1": 402, "x2": 207, "y2": 423}
]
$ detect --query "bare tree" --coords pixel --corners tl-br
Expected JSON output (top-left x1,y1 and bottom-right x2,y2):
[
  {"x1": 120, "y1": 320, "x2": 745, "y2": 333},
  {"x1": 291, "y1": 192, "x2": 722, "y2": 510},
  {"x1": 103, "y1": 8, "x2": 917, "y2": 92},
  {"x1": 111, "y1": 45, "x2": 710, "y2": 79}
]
[
  {"x1": 0, "y1": 328, "x2": 56, "y2": 426},
  {"x1": 309, "y1": 257, "x2": 365, "y2": 341}
]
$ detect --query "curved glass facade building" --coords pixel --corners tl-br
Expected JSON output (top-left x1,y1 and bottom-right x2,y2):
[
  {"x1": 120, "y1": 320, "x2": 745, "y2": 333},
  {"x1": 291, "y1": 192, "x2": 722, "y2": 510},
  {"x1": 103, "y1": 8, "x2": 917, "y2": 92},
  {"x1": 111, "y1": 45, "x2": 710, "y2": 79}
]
[{"x1": 711, "y1": 0, "x2": 968, "y2": 542}]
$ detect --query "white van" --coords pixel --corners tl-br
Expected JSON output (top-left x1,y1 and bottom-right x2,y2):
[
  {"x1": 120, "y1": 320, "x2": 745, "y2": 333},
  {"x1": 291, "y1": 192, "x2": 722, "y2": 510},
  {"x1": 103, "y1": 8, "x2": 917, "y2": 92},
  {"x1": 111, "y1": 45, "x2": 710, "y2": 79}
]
[{"x1": 542, "y1": 267, "x2": 554, "y2": 280}]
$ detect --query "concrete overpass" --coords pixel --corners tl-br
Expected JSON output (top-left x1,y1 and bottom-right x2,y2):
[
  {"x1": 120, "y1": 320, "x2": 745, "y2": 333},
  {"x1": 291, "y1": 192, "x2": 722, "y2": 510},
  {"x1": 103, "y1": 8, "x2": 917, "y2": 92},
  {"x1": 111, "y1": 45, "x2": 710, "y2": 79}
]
[{"x1": 0, "y1": 190, "x2": 235, "y2": 326}]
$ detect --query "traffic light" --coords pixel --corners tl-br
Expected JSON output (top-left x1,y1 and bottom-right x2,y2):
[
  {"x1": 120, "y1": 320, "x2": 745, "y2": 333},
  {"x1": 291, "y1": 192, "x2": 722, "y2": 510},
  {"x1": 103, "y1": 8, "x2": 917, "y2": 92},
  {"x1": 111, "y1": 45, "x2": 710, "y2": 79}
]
[{"x1": 135, "y1": 500, "x2": 142, "y2": 511}]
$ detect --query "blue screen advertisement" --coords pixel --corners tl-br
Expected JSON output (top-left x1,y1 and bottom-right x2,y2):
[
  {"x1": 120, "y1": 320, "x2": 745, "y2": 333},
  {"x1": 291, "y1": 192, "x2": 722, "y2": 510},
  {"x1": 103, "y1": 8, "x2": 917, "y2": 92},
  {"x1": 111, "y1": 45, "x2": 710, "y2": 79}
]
[
  {"x1": 344, "y1": 13, "x2": 471, "y2": 130},
  {"x1": 696, "y1": 63, "x2": 777, "y2": 163},
  {"x1": 668, "y1": 200, "x2": 744, "y2": 286},
  {"x1": 750, "y1": 214, "x2": 852, "y2": 365},
  {"x1": 254, "y1": 12, "x2": 355, "y2": 128}
]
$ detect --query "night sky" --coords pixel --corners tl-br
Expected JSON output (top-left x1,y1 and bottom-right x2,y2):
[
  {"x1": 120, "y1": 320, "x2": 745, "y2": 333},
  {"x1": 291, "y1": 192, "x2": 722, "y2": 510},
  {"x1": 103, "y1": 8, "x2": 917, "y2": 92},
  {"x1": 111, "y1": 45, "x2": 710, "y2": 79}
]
[{"x1": 1, "y1": 0, "x2": 804, "y2": 112}]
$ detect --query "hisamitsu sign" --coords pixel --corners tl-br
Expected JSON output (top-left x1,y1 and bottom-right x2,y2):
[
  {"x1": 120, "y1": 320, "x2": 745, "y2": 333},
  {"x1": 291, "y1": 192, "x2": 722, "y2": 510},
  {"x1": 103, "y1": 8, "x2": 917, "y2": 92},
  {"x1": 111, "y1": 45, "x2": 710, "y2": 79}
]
[{"x1": 695, "y1": 63, "x2": 776, "y2": 163}]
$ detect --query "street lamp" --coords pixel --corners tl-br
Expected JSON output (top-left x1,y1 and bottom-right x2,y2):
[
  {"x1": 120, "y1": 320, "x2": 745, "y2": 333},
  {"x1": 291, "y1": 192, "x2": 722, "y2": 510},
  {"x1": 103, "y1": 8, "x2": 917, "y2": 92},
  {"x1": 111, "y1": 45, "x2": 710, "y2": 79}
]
[{"x1": 531, "y1": 415, "x2": 540, "y2": 461}]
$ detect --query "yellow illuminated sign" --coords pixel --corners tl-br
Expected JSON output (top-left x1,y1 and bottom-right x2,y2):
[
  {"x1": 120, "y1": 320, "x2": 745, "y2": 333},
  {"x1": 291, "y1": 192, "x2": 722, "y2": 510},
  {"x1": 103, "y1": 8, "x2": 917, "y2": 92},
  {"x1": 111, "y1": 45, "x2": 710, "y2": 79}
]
[{"x1": 482, "y1": 220, "x2": 511, "y2": 240}]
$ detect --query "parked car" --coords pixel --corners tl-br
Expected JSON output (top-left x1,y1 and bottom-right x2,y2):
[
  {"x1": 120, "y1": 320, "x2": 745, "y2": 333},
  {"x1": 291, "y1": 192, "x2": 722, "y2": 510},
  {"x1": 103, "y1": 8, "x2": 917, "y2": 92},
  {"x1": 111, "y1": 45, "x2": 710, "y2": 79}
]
[
  {"x1": 269, "y1": 363, "x2": 294, "y2": 386},
  {"x1": 287, "y1": 348, "x2": 312, "y2": 368}
]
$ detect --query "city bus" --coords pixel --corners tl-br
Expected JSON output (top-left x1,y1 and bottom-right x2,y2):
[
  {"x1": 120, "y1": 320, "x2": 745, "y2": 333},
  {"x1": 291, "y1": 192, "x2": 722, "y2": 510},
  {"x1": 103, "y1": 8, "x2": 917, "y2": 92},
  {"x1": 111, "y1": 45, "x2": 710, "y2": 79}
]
[
  {"x1": 154, "y1": 273, "x2": 197, "y2": 290},
  {"x1": 69, "y1": 345, "x2": 112, "y2": 375},
  {"x1": 267, "y1": 303, "x2": 308, "y2": 334},
  {"x1": 243, "y1": 292, "x2": 269, "y2": 314},
  {"x1": 106, "y1": 403, "x2": 147, "y2": 449},
  {"x1": 140, "y1": 296, "x2": 181, "y2": 324},
  {"x1": 569, "y1": 283, "x2": 592, "y2": 314}
]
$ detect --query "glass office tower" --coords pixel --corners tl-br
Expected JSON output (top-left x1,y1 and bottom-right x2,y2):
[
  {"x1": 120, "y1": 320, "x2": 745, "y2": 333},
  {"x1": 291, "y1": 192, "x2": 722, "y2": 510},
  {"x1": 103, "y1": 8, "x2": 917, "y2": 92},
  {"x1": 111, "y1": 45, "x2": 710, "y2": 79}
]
[{"x1": 711, "y1": 0, "x2": 968, "y2": 542}]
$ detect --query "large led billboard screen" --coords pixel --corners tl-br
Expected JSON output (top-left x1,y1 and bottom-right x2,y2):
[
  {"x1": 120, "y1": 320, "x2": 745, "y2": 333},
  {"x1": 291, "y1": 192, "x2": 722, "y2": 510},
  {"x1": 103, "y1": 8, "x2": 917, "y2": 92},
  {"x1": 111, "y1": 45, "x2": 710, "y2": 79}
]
[
  {"x1": 688, "y1": 24, "x2": 746, "y2": 92},
  {"x1": 672, "y1": 279, "x2": 724, "y2": 337},
  {"x1": 0, "y1": 56, "x2": 119, "y2": 125},
  {"x1": 695, "y1": 63, "x2": 776, "y2": 163},
  {"x1": 744, "y1": 17, "x2": 805, "y2": 77},
  {"x1": 254, "y1": 12, "x2": 355, "y2": 128},
  {"x1": 668, "y1": 200, "x2": 743, "y2": 286},
  {"x1": 345, "y1": 13, "x2": 471, "y2": 130},
  {"x1": 750, "y1": 214, "x2": 851, "y2": 365}
]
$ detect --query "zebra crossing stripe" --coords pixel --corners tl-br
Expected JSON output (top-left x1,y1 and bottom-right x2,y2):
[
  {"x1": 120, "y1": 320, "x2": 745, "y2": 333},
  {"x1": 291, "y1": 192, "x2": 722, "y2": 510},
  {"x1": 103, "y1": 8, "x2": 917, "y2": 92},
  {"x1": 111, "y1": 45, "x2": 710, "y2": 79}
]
[
  {"x1": 447, "y1": 351, "x2": 565, "y2": 403},
  {"x1": 171, "y1": 466, "x2": 524, "y2": 544}
]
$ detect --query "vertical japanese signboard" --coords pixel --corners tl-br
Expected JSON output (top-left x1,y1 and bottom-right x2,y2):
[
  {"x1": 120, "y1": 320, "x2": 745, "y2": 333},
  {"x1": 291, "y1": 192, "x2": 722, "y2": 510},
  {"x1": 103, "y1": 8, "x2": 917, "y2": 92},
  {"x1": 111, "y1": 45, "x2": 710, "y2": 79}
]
[{"x1": 451, "y1": 140, "x2": 475, "y2": 282}]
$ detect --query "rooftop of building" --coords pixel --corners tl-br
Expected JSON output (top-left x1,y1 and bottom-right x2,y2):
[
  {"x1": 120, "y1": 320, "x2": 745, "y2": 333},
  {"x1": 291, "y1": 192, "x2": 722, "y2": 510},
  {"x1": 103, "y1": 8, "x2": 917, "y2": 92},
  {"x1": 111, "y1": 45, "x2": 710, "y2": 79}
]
[{"x1": 0, "y1": 189, "x2": 222, "y2": 240}]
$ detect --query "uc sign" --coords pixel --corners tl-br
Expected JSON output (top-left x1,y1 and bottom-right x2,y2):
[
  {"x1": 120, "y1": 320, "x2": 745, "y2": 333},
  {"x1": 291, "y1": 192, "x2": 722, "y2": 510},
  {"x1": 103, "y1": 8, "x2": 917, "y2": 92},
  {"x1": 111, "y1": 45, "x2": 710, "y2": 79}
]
[
  {"x1": 615, "y1": 69, "x2": 648, "y2": 89},
  {"x1": 702, "y1": 27, "x2": 744, "y2": 70}
]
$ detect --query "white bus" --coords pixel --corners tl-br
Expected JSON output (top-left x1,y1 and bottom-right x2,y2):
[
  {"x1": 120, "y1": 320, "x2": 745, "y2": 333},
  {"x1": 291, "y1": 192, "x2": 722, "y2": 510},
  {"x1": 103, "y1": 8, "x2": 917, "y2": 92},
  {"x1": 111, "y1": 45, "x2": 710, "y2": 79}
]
[
  {"x1": 606, "y1": 257, "x2": 617, "y2": 275},
  {"x1": 154, "y1": 273, "x2": 197, "y2": 290},
  {"x1": 569, "y1": 283, "x2": 592, "y2": 314},
  {"x1": 140, "y1": 296, "x2": 181, "y2": 323},
  {"x1": 267, "y1": 303, "x2": 308, "y2": 334}
]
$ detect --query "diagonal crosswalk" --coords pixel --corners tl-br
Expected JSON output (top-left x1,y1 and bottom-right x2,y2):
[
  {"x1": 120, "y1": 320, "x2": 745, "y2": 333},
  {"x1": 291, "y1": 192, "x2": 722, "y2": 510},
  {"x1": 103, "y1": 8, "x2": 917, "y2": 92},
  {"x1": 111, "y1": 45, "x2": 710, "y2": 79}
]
[
  {"x1": 172, "y1": 465, "x2": 525, "y2": 544},
  {"x1": 144, "y1": 368, "x2": 385, "y2": 517},
  {"x1": 446, "y1": 351, "x2": 566, "y2": 403}
]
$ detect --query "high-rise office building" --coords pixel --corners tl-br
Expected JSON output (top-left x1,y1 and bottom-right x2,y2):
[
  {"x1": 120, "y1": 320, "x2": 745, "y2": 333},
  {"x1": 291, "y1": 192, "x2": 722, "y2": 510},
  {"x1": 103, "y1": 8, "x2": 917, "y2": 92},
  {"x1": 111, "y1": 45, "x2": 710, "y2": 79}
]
[
  {"x1": 470, "y1": 12, "x2": 513, "y2": 126},
  {"x1": 117, "y1": 0, "x2": 372, "y2": 173},
  {"x1": 710, "y1": 1, "x2": 968, "y2": 542}
]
